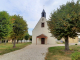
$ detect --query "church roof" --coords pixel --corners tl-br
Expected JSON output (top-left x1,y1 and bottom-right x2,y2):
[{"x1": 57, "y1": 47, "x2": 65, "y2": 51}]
[
  {"x1": 42, "y1": 9, "x2": 46, "y2": 13},
  {"x1": 37, "y1": 34, "x2": 47, "y2": 38},
  {"x1": 41, "y1": 9, "x2": 46, "y2": 18}
]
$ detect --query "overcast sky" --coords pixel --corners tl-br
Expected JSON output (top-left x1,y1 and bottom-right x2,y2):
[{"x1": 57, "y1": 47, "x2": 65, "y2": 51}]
[{"x1": 0, "y1": 0, "x2": 78, "y2": 35}]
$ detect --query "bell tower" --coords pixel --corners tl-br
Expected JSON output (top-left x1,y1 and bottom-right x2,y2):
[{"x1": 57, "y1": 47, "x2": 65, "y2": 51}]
[{"x1": 41, "y1": 9, "x2": 46, "y2": 18}]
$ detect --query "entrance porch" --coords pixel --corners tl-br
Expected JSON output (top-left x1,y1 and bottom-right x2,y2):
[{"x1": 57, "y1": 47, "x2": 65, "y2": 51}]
[{"x1": 36, "y1": 34, "x2": 47, "y2": 45}]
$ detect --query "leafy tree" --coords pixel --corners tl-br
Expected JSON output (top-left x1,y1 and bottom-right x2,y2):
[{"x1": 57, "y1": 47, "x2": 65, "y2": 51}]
[
  {"x1": 24, "y1": 33, "x2": 29, "y2": 40},
  {"x1": 10, "y1": 15, "x2": 28, "y2": 47},
  {"x1": 29, "y1": 35, "x2": 32, "y2": 41},
  {"x1": 47, "y1": 1, "x2": 80, "y2": 51},
  {"x1": 17, "y1": 37, "x2": 23, "y2": 43},
  {"x1": 0, "y1": 11, "x2": 13, "y2": 43}
]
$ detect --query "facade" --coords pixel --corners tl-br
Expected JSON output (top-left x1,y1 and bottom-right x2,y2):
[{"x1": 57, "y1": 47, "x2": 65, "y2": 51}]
[
  {"x1": 68, "y1": 37, "x2": 78, "y2": 43},
  {"x1": 62, "y1": 33, "x2": 80, "y2": 43},
  {"x1": 62, "y1": 37, "x2": 78, "y2": 43},
  {"x1": 32, "y1": 9, "x2": 56, "y2": 45},
  {"x1": 69, "y1": 33, "x2": 80, "y2": 43}
]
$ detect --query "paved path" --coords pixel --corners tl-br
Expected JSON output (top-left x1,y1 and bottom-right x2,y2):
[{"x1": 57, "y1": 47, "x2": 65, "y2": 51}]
[{"x1": 0, "y1": 44, "x2": 64, "y2": 60}]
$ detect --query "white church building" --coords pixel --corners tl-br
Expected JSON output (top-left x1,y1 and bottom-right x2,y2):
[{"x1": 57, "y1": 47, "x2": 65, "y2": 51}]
[{"x1": 32, "y1": 9, "x2": 56, "y2": 45}]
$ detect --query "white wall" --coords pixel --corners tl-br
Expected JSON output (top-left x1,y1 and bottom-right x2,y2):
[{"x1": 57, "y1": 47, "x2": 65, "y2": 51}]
[{"x1": 32, "y1": 17, "x2": 56, "y2": 45}]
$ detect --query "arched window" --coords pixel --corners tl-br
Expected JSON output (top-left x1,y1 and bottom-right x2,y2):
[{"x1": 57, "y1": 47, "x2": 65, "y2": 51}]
[{"x1": 41, "y1": 23, "x2": 44, "y2": 27}]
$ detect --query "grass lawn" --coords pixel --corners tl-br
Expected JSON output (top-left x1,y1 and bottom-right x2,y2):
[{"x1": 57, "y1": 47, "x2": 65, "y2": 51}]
[
  {"x1": 45, "y1": 45, "x2": 80, "y2": 60},
  {"x1": 0, "y1": 42, "x2": 31, "y2": 55}
]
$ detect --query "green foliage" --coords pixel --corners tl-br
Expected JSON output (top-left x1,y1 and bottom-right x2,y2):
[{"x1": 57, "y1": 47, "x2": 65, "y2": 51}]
[
  {"x1": 75, "y1": 44, "x2": 77, "y2": 45},
  {"x1": 24, "y1": 33, "x2": 29, "y2": 40},
  {"x1": 17, "y1": 37, "x2": 23, "y2": 40},
  {"x1": 29, "y1": 35, "x2": 32, "y2": 41},
  {"x1": 10, "y1": 15, "x2": 28, "y2": 40},
  {"x1": 71, "y1": 52, "x2": 80, "y2": 60},
  {"x1": 47, "y1": 0, "x2": 80, "y2": 50},
  {"x1": 0, "y1": 11, "x2": 13, "y2": 39},
  {"x1": 78, "y1": 0, "x2": 80, "y2": 2},
  {"x1": 47, "y1": 0, "x2": 80, "y2": 39}
]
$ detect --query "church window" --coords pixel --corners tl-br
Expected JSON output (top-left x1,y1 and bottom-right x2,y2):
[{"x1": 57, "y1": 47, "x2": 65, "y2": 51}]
[{"x1": 41, "y1": 23, "x2": 44, "y2": 27}]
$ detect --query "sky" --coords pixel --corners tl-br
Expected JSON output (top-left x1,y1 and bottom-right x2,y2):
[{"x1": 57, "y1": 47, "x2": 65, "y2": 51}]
[{"x1": 0, "y1": 0, "x2": 78, "y2": 35}]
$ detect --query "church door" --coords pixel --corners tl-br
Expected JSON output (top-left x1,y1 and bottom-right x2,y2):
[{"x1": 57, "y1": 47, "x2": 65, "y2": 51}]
[{"x1": 41, "y1": 38, "x2": 45, "y2": 44}]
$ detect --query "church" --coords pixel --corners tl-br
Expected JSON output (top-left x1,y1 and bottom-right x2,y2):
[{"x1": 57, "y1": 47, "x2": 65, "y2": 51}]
[{"x1": 32, "y1": 9, "x2": 56, "y2": 45}]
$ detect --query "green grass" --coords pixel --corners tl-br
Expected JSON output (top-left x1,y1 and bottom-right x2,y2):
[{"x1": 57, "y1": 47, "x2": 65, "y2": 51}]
[
  {"x1": 45, "y1": 45, "x2": 80, "y2": 60},
  {"x1": 0, "y1": 42, "x2": 31, "y2": 55}
]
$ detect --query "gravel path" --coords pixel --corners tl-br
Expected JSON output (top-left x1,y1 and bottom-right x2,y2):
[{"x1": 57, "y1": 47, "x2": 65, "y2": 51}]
[{"x1": 0, "y1": 44, "x2": 64, "y2": 60}]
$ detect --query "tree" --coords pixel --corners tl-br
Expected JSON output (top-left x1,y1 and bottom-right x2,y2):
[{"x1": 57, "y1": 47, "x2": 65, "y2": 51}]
[
  {"x1": 17, "y1": 37, "x2": 23, "y2": 43},
  {"x1": 24, "y1": 33, "x2": 29, "y2": 40},
  {"x1": 47, "y1": 1, "x2": 80, "y2": 51},
  {"x1": 0, "y1": 11, "x2": 13, "y2": 44},
  {"x1": 10, "y1": 15, "x2": 28, "y2": 47},
  {"x1": 29, "y1": 35, "x2": 32, "y2": 41}
]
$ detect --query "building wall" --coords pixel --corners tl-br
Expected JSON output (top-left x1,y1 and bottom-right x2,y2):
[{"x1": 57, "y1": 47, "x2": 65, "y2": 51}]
[
  {"x1": 62, "y1": 37, "x2": 78, "y2": 43},
  {"x1": 8, "y1": 39, "x2": 12, "y2": 43},
  {"x1": 69, "y1": 37, "x2": 78, "y2": 43},
  {"x1": 32, "y1": 17, "x2": 56, "y2": 45}
]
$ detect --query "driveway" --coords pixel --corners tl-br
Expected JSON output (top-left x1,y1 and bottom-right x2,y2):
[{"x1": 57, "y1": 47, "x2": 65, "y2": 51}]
[{"x1": 0, "y1": 44, "x2": 64, "y2": 60}]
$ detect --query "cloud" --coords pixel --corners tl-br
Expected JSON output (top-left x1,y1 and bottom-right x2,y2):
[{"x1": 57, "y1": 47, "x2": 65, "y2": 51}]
[{"x1": 0, "y1": 0, "x2": 78, "y2": 35}]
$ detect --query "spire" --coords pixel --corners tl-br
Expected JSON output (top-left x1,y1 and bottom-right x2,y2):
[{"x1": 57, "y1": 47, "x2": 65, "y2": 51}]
[{"x1": 41, "y1": 9, "x2": 46, "y2": 18}]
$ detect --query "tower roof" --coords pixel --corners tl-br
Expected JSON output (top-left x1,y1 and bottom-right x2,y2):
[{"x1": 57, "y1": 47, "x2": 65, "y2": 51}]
[
  {"x1": 41, "y1": 9, "x2": 46, "y2": 18},
  {"x1": 42, "y1": 9, "x2": 46, "y2": 13}
]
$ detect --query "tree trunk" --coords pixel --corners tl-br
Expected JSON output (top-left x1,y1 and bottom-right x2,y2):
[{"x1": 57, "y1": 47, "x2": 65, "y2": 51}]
[
  {"x1": 4, "y1": 40, "x2": 7, "y2": 45},
  {"x1": 17, "y1": 40, "x2": 19, "y2": 44},
  {"x1": 21, "y1": 40, "x2": 22, "y2": 43},
  {"x1": 13, "y1": 38, "x2": 16, "y2": 48},
  {"x1": 0, "y1": 38, "x2": 2, "y2": 44},
  {"x1": 12, "y1": 39, "x2": 14, "y2": 44},
  {"x1": 24, "y1": 40, "x2": 25, "y2": 43},
  {"x1": 65, "y1": 36, "x2": 69, "y2": 51}
]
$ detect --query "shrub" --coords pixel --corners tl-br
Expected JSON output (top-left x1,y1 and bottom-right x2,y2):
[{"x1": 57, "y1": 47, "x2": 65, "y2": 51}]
[
  {"x1": 63, "y1": 41, "x2": 65, "y2": 44},
  {"x1": 75, "y1": 44, "x2": 77, "y2": 45},
  {"x1": 71, "y1": 52, "x2": 80, "y2": 60}
]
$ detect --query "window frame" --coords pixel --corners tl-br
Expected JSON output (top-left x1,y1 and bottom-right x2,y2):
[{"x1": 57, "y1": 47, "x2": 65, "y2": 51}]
[{"x1": 41, "y1": 22, "x2": 45, "y2": 27}]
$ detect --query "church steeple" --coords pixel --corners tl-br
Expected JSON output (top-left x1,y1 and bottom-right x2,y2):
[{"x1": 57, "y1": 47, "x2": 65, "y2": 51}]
[{"x1": 41, "y1": 9, "x2": 46, "y2": 18}]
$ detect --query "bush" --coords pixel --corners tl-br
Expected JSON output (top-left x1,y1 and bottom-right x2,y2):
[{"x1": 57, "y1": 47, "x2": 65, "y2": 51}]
[
  {"x1": 71, "y1": 52, "x2": 80, "y2": 60},
  {"x1": 75, "y1": 44, "x2": 77, "y2": 45},
  {"x1": 63, "y1": 41, "x2": 65, "y2": 44}
]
